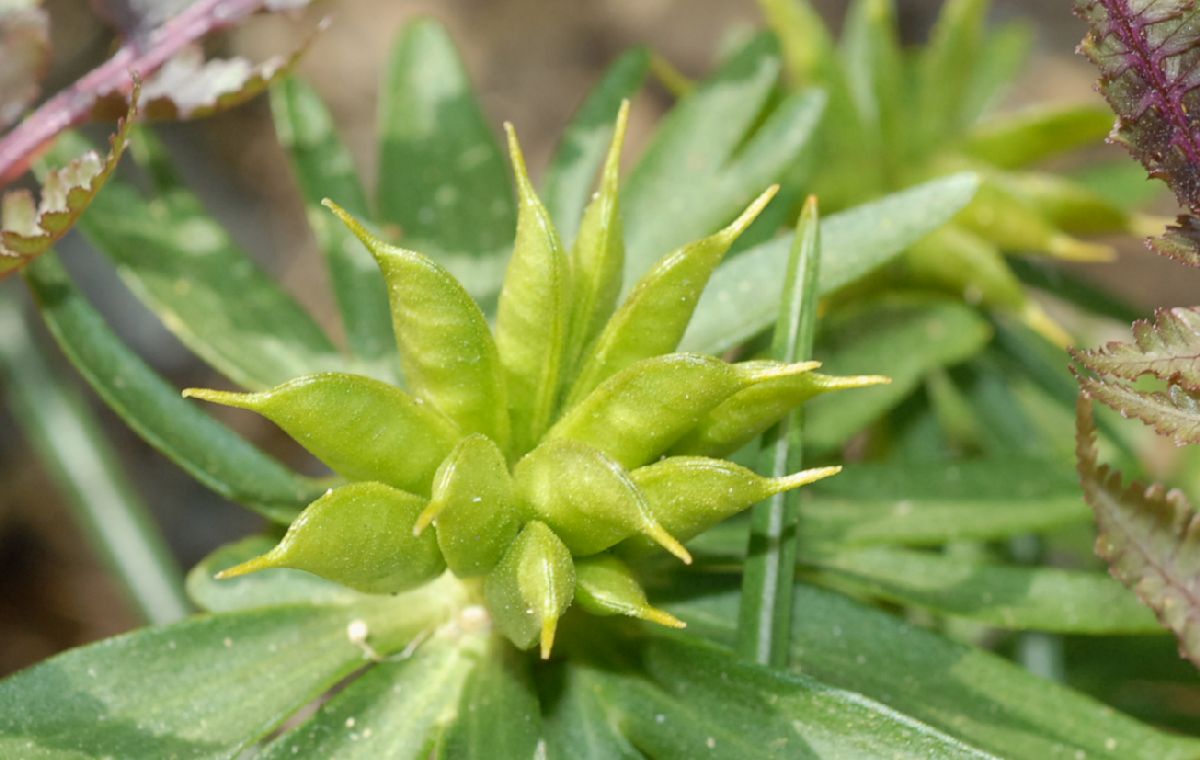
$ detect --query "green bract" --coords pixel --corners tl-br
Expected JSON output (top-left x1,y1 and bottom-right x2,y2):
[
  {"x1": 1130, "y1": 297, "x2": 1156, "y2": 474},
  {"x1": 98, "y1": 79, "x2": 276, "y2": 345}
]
[{"x1": 187, "y1": 108, "x2": 853, "y2": 656}]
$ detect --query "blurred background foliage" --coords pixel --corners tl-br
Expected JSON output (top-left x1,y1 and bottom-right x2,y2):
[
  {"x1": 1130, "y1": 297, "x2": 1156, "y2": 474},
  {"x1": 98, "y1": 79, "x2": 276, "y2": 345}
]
[{"x1": 4, "y1": 0, "x2": 1199, "y2": 715}]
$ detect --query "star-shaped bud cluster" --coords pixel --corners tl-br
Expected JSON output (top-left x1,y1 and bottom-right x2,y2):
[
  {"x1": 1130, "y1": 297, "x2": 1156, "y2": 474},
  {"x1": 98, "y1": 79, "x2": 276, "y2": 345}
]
[{"x1": 185, "y1": 103, "x2": 885, "y2": 657}]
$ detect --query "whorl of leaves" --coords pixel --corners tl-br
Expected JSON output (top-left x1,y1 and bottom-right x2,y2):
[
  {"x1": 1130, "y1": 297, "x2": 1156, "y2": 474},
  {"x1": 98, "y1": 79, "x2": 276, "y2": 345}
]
[
  {"x1": 1075, "y1": 396, "x2": 1200, "y2": 667},
  {"x1": 1075, "y1": 0, "x2": 1200, "y2": 263}
]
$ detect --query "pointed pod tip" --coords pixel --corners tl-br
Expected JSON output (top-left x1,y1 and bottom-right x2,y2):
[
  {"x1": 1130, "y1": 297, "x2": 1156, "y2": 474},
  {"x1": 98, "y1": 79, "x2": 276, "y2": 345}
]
[
  {"x1": 322, "y1": 199, "x2": 383, "y2": 252},
  {"x1": 1047, "y1": 234, "x2": 1116, "y2": 263},
  {"x1": 181, "y1": 387, "x2": 257, "y2": 410},
  {"x1": 1020, "y1": 302, "x2": 1072, "y2": 348},
  {"x1": 412, "y1": 500, "x2": 443, "y2": 536},
  {"x1": 539, "y1": 616, "x2": 559, "y2": 660},
  {"x1": 215, "y1": 554, "x2": 274, "y2": 580},
  {"x1": 639, "y1": 606, "x2": 687, "y2": 629},
  {"x1": 726, "y1": 185, "x2": 780, "y2": 238},
  {"x1": 779, "y1": 465, "x2": 842, "y2": 492},
  {"x1": 644, "y1": 522, "x2": 692, "y2": 565}
]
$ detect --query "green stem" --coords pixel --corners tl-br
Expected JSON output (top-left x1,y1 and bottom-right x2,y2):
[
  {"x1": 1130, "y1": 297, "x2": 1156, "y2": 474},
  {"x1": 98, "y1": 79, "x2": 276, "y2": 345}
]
[
  {"x1": 737, "y1": 196, "x2": 821, "y2": 667},
  {"x1": 0, "y1": 290, "x2": 190, "y2": 625}
]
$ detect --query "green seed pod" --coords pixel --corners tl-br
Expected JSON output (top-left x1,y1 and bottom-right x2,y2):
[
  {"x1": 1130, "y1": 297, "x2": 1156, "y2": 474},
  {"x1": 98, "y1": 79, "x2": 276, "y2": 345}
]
[
  {"x1": 495, "y1": 124, "x2": 572, "y2": 456},
  {"x1": 415, "y1": 433, "x2": 521, "y2": 577},
  {"x1": 184, "y1": 373, "x2": 458, "y2": 496},
  {"x1": 217, "y1": 482, "x2": 445, "y2": 594},
  {"x1": 574, "y1": 554, "x2": 685, "y2": 628},
  {"x1": 566, "y1": 100, "x2": 629, "y2": 371},
  {"x1": 622, "y1": 457, "x2": 841, "y2": 554},
  {"x1": 550, "y1": 353, "x2": 814, "y2": 470},
  {"x1": 671, "y1": 362, "x2": 889, "y2": 458},
  {"x1": 514, "y1": 439, "x2": 690, "y2": 563},
  {"x1": 992, "y1": 170, "x2": 1132, "y2": 236},
  {"x1": 484, "y1": 521, "x2": 575, "y2": 658},
  {"x1": 565, "y1": 184, "x2": 779, "y2": 406},
  {"x1": 957, "y1": 178, "x2": 1113, "y2": 262},
  {"x1": 324, "y1": 201, "x2": 510, "y2": 450}
]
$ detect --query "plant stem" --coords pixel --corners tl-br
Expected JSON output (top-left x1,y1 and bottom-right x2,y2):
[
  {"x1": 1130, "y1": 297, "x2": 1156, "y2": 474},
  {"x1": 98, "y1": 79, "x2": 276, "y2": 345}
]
[
  {"x1": 737, "y1": 196, "x2": 821, "y2": 667},
  {"x1": 0, "y1": 289, "x2": 190, "y2": 625}
]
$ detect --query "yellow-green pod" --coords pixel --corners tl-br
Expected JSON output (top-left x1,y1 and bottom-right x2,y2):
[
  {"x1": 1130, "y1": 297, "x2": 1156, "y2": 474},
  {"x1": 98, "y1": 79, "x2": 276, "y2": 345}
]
[
  {"x1": 574, "y1": 554, "x2": 684, "y2": 628},
  {"x1": 514, "y1": 439, "x2": 690, "y2": 563},
  {"x1": 623, "y1": 457, "x2": 841, "y2": 552},
  {"x1": 494, "y1": 125, "x2": 572, "y2": 456},
  {"x1": 184, "y1": 373, "x2": 458, "y2": 496},
  {"x1": 415, "y1": 433, "x2": 521, "y2": 577},
  {"x1": 957, "y1": 178, "x2": 1113, "y2": 262},
  {"x1": 549, "y1": 353, "x2": 814, "y2": 470},
  {"x1": 565, "y1": 185, "x2": 778, "y2": 406},
  {"x1": 566, "y1": 100, "x2": 629, "y2": 371},
  {"x1": 217, "y1": 482, "x2": 445, "y2": 594},
  {"x1": 670, "y1": 363, "x2": 889, "y2": 457},
  {"x1": 324, "y1": 201, "x2": 509, "y2": 450},
  {"x1": 484, "y1": 521, "x2": 575, "y2": 658},
  {"x1": 992, "y1": 170, "x2": 1132, "y2": 236}
]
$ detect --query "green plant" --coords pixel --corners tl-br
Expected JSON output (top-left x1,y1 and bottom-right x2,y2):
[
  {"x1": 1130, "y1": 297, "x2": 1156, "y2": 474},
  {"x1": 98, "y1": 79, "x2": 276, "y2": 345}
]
[{"x1": 0, "y1": 4, "x2": 1197, "y2": 758}]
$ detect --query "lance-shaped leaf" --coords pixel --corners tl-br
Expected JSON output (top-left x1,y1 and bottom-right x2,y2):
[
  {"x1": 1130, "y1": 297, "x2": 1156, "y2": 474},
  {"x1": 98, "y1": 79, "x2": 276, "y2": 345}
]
[
  {"x1": 326, "y1": 201, "x2": 510, "y2": 448},
  {"x1": 271, "y1": 77, "x2": 391, "y2": 362},
  {"x1": 544, "y1": 48, "x2": 649, "y2": 244},
  {"x1": 623, "y1": 457, "x2": 839, "y2": 553},
  {"x1": 0, "y1": 0, "x2": 49, "y2": 131},
  {"x1": 913, "y1": 0, "x2": 986, "y2": 152},
  {"x1": 550, "y1": 354, "x2": 810, "y2": 470},
  {"x1": 574, "y1": 555, "x2": 684, "y2": 628},
  {"x1": 0, "y1": 99, "x2": 134, "y2": 273},
  {"x1": 1074, "y1": 306, "x2": 1200, "y2": 389},
  {"x1": 485, "y1": 521, "x2": 575, "y2": 658},
  {"x1": 566, "y1": 186, "x2": 778, "y2": 407},
  {"x1": 220, "y1": 482, "x2": 445, "y2": 594},
  {"x1": 495, "y1": 125, "x2": 572, "y2": 456},
  {"x1": 415, "y1": 433, "x2": 521, "y2": 577},
  {"x1": 671, "y1": 364, "x2": 889, "y2": 457},
  {"x1": 515, "y1": 440, "x2": 690, "y2": 562},
  {"x1": 1076, "y1": 396, "x2": 1200, "y2": 666},
  {"x1": 1075, "y1": 0, "x2": 1200, "y2": 215},
  {"x1": 184, "y1": 373, "x2": 459, "y2": 496},
  {"x1": 996, "y1": 170, "x2": 1134, "y2": 236},
  {"x1": 1075, "y1": 370, "x2": 1200, "y2": 446},
  {"x1": 437, "y1": 635, "x2": 541, "y2": 760},
  {"x1": 377, "y1": 18, "x2": 515, "y2": 287},
  {"x1": 563, "y1": 100, "x2": 629, "y2": 374},
  {"x1": 964, "y1": 104, "x2": 1116, "y2": 169}
]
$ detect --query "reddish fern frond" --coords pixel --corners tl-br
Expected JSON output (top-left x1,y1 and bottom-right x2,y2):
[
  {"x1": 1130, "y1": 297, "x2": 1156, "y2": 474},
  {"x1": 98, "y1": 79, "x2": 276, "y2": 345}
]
[
  {"x1": 1073, "y1": 306, "x2": 1200, "y2": 389},
  {"x1": 1076, "y1": 368, "x2": 1200, "y2": 445},
  {"x1": 1075, "y1": 0, "x2": 1200, "y2": 211},
  {"x1": 1076, "y1": 396, "x2": 1200, "y2": 667}
]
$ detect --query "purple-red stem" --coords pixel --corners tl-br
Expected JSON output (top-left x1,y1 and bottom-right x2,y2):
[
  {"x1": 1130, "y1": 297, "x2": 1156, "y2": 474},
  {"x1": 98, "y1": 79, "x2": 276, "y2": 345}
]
[{"x1": 0, "y1": 0, "x2": 272, "y2": 185}]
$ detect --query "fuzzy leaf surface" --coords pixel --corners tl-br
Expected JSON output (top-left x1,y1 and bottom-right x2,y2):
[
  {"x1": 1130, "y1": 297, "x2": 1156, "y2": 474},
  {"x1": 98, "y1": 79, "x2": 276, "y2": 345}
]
[{"x1": 1075, "y1": 306, "x2": 1200, "y2": 389}]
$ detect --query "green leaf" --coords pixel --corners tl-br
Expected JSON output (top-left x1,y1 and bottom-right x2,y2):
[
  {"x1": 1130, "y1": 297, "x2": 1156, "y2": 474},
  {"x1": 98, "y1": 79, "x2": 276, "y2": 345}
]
[
  {"x1": 377, "y1": 19, "x2": 514, "y2": 296},
  {"x1": 804, "y1": 546, "x2": 1162, "y2": 634},
  {"x1": 495, "y1": 126, "x2": 571, "y2": 456},
  {"x1": 738, "y1": 196, "x2": 822, "y2": 666},
  {"x1": 0, "y1": 294, "x2": 187, "y2": 625},
  {"x1": 804, "y1": 297, "x2": 992, "y2": 451},
  {"x1": 327, "y1": 202, "x2": 510, "y2": 449},
  {"x1": 586, "y1": 633, "x2": 997, "y2": 759},
  {"x1": 1077, "y1": 397, "x2": 1200, "y2": 667},
  {"x1": 840, "y1": 0, "x2": 906, "y2": 180},
  {"x1": 567, "y1": 187, "x2": 777, "y2": 406},
  {"x1": 957, "y1": 21, "x2": 1032, "y2": 125},
  {"x1": 964, "y1": 104, "x2": 1116, "y2": 169},
  {"x1": 538, "y1": 660, "x2": 642, "y2": 760},
  {"x1": 622, "y1": 34, "x2": 823, "y2": 281},
  {"x1": 270, "y1": 76, "x2": 393, "y2": 362},
  {"x1": 0, "y1": 602, "x2": 432, "y2": 758},
  {"x1": 186, "y1": 373, "x2": 458, "y2": 497},
  {"x1": 671, "y1": 585, "x2": 1200, "y2": 759},
  {"x1": 544, "y1": 47, "x2": 650, "y2": 245},
  {"x1": 681, "y1": 173, "x2": 981, "y2": 354},
  {"x1": 802, "y1": 457, "x2": 1090, "y2": 547},
  {"x1": 24, "y1": 253, "x2": 323, "y2": 522},
  {"x1": 913, "y1": 0, "x2": 987, "y2": 153},
  {"x1": 261, "y1": 637, "x2": 476, "y2": 759},
  {"x1": 438, "y1": 637, "x2": 541, "y2": 759},
  {"x1": 221, "y1": 482, "x2": 445, "y2": 595},
  {"x1": 187, "y1": 536, "x2": 366, "y2": 612},
  {"x1": 51, "y1": 141, "x2": 340, "y2": 391}
]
